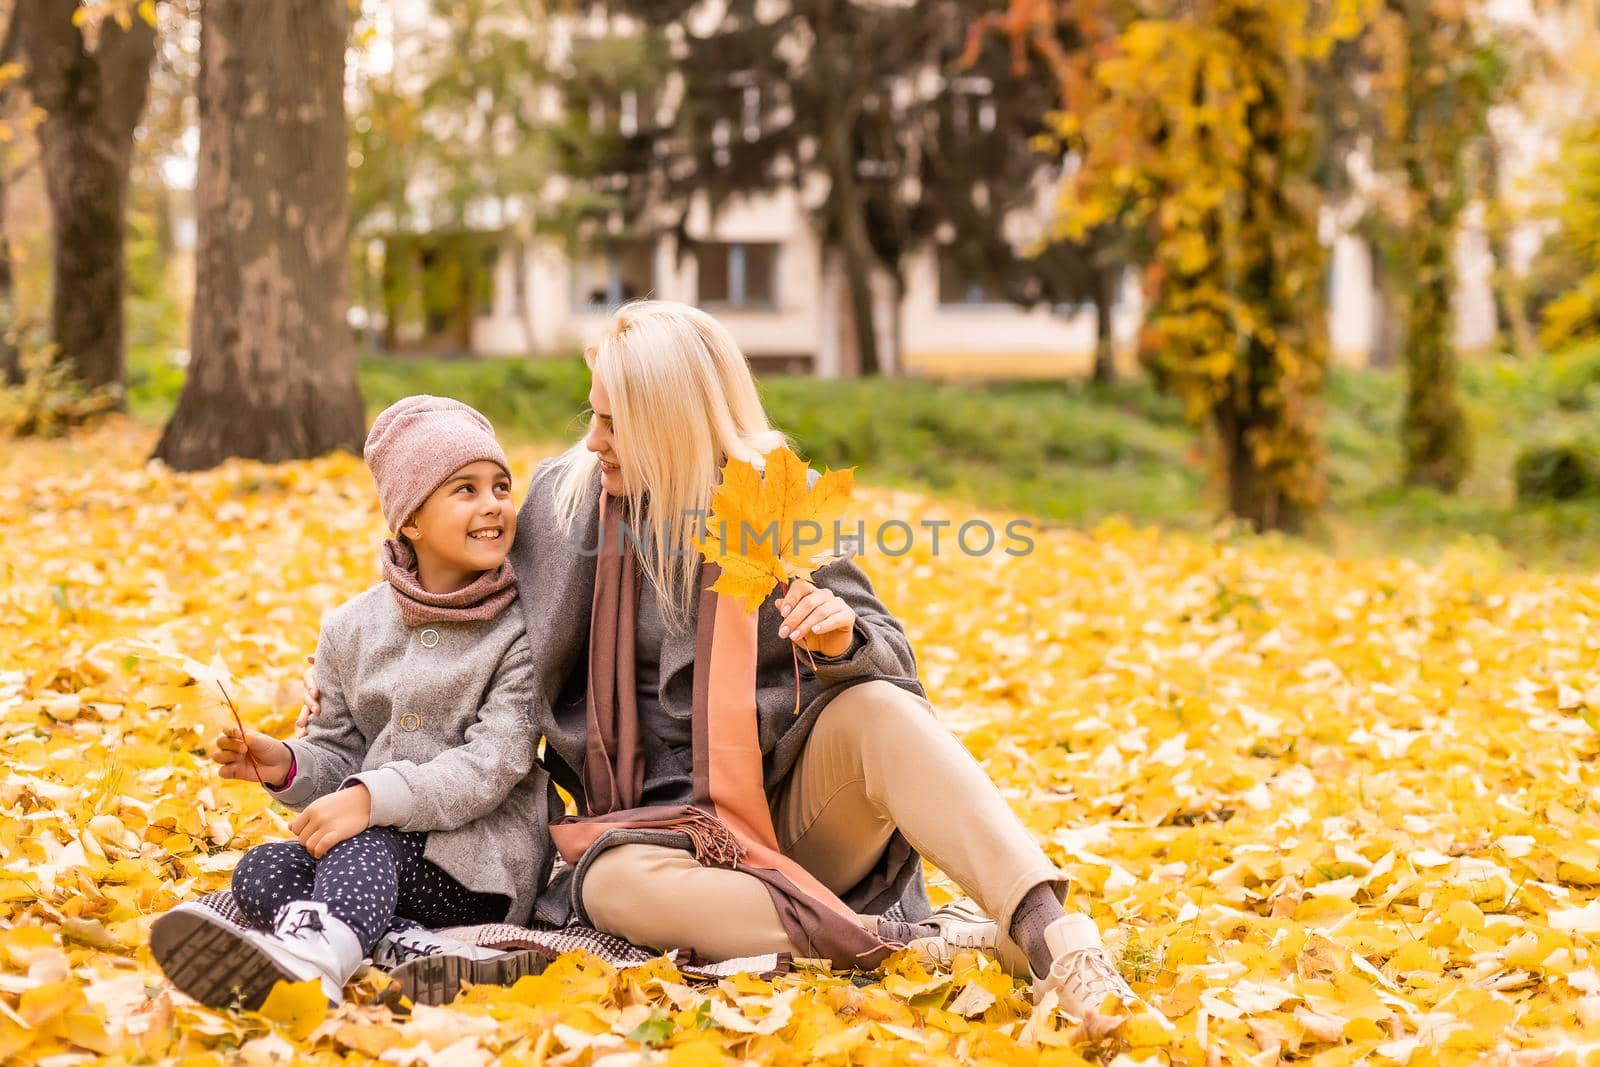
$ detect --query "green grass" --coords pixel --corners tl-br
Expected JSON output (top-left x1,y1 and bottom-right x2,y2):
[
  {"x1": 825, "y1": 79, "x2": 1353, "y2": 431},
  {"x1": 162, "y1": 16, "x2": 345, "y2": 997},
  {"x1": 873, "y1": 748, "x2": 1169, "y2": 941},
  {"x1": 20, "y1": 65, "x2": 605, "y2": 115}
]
[{"x1": 124, "y1": 342, "x2": 1600, "y2": 569}]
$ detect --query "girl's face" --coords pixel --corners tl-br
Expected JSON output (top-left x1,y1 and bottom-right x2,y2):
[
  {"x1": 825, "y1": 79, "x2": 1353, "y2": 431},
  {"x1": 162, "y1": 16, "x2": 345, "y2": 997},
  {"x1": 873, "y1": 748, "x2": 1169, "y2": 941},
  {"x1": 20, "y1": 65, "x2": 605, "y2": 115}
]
[
  {"x1": 401, "y1": 460, "x2": 516, "y2": 575},
  {"x1": 584, "y1": 376, "x2": 625, "y2": 497}
]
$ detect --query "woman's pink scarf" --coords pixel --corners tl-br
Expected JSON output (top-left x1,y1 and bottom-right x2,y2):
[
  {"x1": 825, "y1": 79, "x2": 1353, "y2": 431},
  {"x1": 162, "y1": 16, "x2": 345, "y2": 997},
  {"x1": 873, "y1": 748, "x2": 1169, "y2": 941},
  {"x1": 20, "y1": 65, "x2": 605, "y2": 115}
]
[{"x1": 546, "y1": 491, "x2": 896, "y2": 968}]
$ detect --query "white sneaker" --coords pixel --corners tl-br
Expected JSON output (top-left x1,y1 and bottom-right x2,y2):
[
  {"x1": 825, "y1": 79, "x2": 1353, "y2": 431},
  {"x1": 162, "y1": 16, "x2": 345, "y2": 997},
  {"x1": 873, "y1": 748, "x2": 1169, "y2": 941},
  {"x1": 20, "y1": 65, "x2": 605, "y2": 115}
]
[
  {"x1": 262, "y1": 901, "x2": 364, "y2": 1005},
  {"x1": 149, "y1": 901, "x2": 342, "y2": 1011},
  {"x1": 1031, "y1": 914, "x2": 1142, "y2": 1039},
  {"x1": 925, "y1": 898, "x2": 1000, "y2": 950},
  {"x1": 905, "y1": 899, "x2": 1001, "y2": 969},
  {"x1": 371, "y1": 926, "x2": 548, "y2": 1005}
]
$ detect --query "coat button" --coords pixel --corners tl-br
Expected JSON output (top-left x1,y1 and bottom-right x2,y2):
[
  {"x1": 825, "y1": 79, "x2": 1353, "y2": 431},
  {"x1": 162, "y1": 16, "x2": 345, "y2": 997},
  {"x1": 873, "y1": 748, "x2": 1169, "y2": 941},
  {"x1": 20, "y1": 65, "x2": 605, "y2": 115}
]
[
  {"x1": 420, "y1": 628, "x2": 439, "y2": 648},
  {"x1": 400, "y1": 712, "x2": 421, "y2": 732}
]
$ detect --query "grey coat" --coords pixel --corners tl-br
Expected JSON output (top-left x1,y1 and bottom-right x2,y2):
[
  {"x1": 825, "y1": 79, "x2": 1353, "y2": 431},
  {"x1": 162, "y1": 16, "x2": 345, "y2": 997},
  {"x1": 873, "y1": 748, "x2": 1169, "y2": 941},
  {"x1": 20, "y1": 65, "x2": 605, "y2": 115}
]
[
  {"x1": 275, "y1": 583, "x2": 552, "y2": 927},
  {"x1": 510, "y1": 457, "x2": 932, "y2": 926}
]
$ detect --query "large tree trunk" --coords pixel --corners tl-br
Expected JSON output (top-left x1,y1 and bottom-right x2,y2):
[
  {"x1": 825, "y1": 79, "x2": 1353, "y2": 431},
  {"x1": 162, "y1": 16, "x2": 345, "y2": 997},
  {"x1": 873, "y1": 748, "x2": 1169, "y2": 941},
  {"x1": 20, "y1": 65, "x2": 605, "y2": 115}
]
[
  {"x1": 16, "y1": 0, "x2": 156, "y2": 395},
  {"x1": 1091, "y1": 265, "x2": 1116, "y2": 384},
  {"x1": 154, "y1": 0, "x2": 364, "y2": 469}
]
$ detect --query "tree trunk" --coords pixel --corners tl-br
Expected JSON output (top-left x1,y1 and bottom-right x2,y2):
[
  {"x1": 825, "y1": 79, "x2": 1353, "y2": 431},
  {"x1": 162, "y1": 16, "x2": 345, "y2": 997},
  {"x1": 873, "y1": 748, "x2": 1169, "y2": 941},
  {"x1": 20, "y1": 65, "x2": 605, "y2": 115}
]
[
  {"x1": 0, "y1": 176, "x2": 18, "y2": 385},
  {"x1": 835, "y1": 204, "x2": 880, "y2": 377},
  {"x1": 817, "y1": 110, "x2": 879, "y2": 377},
  {"x1": 1212, "y1": 345, "x2": 1307, "y2": 535},
  {"x1": 1481, "y1": 136, "x2": 1536, "y2": 360},
  {"x1": 16, "y1": 0, "x2": 156, "y2": 395},
  {"x1": 154, "y1": 0, "x2": 364, "y2": 469},
  {"x1": 1401, "y1": 203, "x2": 1471, "y2": 491},
  {"x1": 1368, "y1": 241, "x2": 1402, "y2": 369},
  {"x1": 1091, "y1": 265, "x2": 1116, "y2": 384},
  {"x1": 381, "y1": 240, "x2": 401, "y2": 352}
]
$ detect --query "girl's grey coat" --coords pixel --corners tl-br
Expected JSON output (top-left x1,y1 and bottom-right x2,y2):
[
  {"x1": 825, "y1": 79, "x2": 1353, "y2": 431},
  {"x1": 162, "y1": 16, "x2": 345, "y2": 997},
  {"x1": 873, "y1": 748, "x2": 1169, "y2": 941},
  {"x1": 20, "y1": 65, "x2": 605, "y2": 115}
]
[
  {"x1": 510, "y1": 458, "x2": 932, "y2": 926},
  {"x1": 275, "y1": 585, "x2": 548, "y2": 927}
]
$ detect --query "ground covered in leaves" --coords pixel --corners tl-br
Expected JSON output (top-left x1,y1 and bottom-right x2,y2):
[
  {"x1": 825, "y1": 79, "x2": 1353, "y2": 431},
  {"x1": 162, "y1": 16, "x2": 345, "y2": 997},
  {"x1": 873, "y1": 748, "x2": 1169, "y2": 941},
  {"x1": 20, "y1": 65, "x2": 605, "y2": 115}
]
[{"x1": 2, "y1": 420, "x2": 1599, "y2": 1065}]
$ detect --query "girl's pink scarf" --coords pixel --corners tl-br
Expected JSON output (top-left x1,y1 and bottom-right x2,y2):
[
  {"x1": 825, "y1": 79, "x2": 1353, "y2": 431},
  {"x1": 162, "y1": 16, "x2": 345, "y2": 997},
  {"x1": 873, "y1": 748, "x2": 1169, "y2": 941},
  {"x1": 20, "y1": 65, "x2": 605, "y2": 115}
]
[{"x1": 380, "y1": 538, "x2": 517, "y2": 627}]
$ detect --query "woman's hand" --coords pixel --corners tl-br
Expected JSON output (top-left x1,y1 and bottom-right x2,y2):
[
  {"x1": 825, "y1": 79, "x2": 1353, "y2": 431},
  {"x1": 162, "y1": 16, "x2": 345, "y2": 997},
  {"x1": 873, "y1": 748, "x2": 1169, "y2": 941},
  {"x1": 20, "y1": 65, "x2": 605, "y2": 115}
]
[
  {"x1": 777, "y1": 579, "x2": 856, "y2": 658},
  {"x1": 296, "y1": 653, "x2": 319, "y2": 732},
  {"x1": 212, "y1": 729, "x2": 294, "y2": 787},
  {"x1": 289, "y1": 785, "x2": 372, "y2": 858}
]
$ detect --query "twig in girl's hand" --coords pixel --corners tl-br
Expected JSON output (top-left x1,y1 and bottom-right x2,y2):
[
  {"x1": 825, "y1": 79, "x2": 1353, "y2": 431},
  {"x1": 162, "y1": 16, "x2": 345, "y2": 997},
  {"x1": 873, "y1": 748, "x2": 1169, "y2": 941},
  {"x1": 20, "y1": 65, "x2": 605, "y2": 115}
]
[{"x1": 215, "y1": 679, "x2": 265, "y2": 784}]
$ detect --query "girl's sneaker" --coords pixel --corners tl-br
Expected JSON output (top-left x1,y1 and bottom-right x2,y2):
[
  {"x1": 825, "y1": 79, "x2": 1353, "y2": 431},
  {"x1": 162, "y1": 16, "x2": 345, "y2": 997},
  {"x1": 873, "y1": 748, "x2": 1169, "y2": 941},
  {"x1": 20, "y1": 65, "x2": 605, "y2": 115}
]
[
  {"x1": 371, "y1": 926, "x2": 548, "y2": 1005},
  {"x1": 150, "y1": 901, "x2": 331, "y2": 1010},
  {"x1": 262, "y1": 901, "x2": 364, "y2": 1004},
  {"x1": 150, "y1": 900, "x2": 363, "y2": 1009}
]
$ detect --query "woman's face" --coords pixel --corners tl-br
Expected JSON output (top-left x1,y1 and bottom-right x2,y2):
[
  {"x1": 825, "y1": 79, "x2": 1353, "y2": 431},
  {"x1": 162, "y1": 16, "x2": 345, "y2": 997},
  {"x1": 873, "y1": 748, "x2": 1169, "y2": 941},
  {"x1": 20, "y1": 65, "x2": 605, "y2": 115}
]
[{"x1": 585, "y1": 376, "x2": 625, "y2": 496}]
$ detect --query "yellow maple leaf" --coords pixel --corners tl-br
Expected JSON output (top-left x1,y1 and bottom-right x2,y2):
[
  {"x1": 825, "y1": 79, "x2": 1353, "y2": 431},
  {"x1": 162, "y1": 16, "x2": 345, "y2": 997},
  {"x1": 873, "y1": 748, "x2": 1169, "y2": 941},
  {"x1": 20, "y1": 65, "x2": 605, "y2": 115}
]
[{"x1": 697, "y1": 446, "x2": 855, "y2": 614}]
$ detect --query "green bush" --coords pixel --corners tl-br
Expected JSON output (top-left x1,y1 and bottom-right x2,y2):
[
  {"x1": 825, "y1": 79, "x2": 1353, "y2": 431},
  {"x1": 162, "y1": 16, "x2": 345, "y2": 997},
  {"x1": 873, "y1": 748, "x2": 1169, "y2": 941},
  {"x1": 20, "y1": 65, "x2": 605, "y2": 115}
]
[
  {"x1": 1549, "y1": 344, "x2": 1600, "y2": 411},
  {"x1": 1514, "y1": 439, "x2": 1600, "y2": 502}
]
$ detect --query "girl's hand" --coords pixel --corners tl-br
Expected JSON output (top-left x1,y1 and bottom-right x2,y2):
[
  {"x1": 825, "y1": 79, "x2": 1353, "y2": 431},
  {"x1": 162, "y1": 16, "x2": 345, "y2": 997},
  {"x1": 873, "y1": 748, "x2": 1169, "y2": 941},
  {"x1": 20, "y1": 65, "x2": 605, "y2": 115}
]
[
  {"x1": 289, "y1": 785, "x2": 371, "y2": 858},
  {"x1": 212, "y1": 729, "x2": 293, "y2": 787},
  {"x1": 297, "y1": 653, "x2": 319, "y2": 732},
  {"x1": 777, "y1": 579, "x2": 856, "y2": 658}
]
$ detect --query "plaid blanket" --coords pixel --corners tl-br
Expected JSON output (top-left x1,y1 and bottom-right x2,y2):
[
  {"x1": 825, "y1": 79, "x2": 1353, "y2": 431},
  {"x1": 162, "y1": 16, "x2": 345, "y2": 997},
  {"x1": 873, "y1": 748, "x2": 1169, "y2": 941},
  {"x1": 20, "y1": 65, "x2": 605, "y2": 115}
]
[{"x1": 189, "y1": 890, "x2": 789, "y2": 981}]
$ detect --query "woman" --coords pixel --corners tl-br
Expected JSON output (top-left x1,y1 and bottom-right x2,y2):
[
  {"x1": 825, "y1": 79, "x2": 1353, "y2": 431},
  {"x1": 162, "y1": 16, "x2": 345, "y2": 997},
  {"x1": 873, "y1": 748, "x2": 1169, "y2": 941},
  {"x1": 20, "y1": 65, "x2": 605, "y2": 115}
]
[{"x1": 307, "y1": 301, "x2": 1138, "y2": 1034}]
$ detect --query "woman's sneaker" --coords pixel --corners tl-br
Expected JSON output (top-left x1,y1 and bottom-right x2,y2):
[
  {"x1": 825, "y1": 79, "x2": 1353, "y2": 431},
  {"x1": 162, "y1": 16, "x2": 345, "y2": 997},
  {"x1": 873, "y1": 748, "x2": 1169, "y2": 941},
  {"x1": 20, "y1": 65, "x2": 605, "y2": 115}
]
[
  {"x1": 149, "y1": 901, "x2": 348, "y2": 1011},
  {"x1": 882, "y1": 899, "x2": 1002, "y2": 970},
  {"x1": 1030, "y1": 914, "x2": 1143, "y2": 1039}
]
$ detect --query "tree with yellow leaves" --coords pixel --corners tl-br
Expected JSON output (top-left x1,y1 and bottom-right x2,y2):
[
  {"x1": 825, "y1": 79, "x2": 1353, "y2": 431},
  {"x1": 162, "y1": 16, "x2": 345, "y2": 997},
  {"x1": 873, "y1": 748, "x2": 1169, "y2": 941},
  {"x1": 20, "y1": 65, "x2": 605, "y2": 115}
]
[
  {"x1": 1361, "y1": 0, "x2": 1510, "y2": 492},
  {"x1": 1007, "y1": 0, "x2": 1368, "y2": 531}
]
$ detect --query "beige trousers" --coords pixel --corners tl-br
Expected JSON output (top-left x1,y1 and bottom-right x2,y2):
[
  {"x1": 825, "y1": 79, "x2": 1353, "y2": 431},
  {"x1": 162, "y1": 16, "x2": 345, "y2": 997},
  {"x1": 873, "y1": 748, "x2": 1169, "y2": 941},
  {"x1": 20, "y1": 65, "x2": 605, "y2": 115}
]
[{"x1": 581, "y1": 680, "x2": 1064, "y2": 966}]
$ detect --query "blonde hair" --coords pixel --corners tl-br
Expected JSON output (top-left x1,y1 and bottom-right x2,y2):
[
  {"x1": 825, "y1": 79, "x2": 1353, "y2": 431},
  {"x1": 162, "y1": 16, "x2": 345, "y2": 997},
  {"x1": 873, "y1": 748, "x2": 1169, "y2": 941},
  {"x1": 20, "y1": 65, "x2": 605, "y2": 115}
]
[{"x1": 547, "y1": 300, "x2": 788, "y2": 633}]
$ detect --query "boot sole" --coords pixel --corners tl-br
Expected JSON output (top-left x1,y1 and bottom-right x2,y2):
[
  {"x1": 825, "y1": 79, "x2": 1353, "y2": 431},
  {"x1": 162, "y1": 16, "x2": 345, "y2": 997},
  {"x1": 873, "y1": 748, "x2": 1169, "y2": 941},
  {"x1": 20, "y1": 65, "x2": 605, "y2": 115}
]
[
  {"x1": 150, "y1": 906, "x2": 314, "y2": 1011},
  {"x1": 388, "y1": 948, "x2": 549, "y2": 1005}
]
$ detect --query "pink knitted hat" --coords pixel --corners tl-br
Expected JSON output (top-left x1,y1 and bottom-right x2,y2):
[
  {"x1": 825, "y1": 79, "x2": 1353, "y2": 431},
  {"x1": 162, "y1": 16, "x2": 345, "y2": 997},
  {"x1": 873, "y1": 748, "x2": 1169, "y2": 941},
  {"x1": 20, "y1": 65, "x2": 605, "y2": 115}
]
[{"x1": 364, "y1": 395, "x2": 510, "y2": 532}]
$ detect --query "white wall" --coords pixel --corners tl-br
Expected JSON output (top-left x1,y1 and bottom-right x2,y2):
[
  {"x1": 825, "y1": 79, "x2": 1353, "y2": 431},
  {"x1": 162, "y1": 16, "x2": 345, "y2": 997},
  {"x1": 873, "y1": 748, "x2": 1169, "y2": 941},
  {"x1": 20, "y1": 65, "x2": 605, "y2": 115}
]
[{"x1": 461, "y1": 185, "x2": 1520, "y2": 376}]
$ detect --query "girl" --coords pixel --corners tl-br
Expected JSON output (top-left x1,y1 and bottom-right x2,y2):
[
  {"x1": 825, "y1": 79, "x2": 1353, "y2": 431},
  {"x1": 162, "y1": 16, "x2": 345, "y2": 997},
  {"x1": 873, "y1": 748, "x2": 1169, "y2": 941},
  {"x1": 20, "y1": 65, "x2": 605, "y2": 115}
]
[{"x1": 150, "y1": 395, "x2": 552, "y2": 1007}]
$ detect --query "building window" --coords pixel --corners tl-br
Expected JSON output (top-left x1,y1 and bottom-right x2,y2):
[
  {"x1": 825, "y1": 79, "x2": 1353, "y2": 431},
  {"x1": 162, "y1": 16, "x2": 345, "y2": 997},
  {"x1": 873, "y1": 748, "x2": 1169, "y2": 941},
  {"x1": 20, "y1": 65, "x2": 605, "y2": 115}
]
[
  {"x1": 740, "y1": 85, "x2": 761, "y2": 142},
  {"x1": 586, "y1": 87, "x2": 649, "y2": 137},
  {"x1": 575, "y1": 240, "x2": 655, "y2": 309},
  {"x1": 697, "y1": 242, "x2": 777, "y2": 309},
  {"x1": 937, "y1": 246, "x2": 1007, "y2": 306},
  {"x1": 948, "y1": 76, "x2": 997, "y2": 138},
  {"x1": 620, "y1": 89, "x2": 639, "y2": 137}
]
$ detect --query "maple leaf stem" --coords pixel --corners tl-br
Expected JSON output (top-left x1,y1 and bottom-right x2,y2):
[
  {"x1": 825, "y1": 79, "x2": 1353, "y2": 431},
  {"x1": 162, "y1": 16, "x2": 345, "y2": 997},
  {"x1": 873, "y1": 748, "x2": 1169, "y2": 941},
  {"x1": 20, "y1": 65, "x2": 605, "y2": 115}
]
[
  {"x1": 776, "y1": 579, "x2": 822, "y2": 716},
  {"x1": 215, "y1": 679, "x2": 265, "y2": 785}
]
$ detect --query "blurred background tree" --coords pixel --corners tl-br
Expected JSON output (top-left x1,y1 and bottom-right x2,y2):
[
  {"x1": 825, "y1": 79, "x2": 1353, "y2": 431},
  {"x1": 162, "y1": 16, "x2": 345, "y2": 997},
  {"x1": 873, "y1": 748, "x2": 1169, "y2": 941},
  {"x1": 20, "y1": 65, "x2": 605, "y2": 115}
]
[
  {"x1": 7, "y1": 0, "x2": 155, "y2": 396},
  {"x1": 1361, "y1": 0, "x2": 1512, "y2": 493},
  {"x1": 1002, "y1": 0, "x2": 1364, "y2": 532}
]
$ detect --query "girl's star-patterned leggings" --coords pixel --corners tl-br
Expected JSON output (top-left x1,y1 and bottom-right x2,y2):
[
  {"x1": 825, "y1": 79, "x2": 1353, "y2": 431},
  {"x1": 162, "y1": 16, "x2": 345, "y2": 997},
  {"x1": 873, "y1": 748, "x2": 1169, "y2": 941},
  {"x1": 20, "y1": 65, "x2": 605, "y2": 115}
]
[{"x1": 230, "y1": 825, "x2": 510, "y2": 952}]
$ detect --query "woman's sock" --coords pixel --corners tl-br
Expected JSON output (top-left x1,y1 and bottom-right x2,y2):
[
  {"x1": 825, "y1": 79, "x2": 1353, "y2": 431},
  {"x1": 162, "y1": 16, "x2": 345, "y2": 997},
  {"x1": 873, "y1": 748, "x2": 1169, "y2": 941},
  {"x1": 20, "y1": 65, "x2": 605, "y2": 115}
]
[{"x1": 1008, "y1": 883, "x2": 1067, "y2": 976}]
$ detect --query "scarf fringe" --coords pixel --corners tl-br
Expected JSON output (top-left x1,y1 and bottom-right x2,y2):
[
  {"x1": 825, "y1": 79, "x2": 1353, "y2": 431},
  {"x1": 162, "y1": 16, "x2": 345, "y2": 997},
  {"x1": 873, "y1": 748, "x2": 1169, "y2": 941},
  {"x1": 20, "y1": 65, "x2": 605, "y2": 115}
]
[{"x1": 676, "y1": 810, "x2": 747, "y2": 867}]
